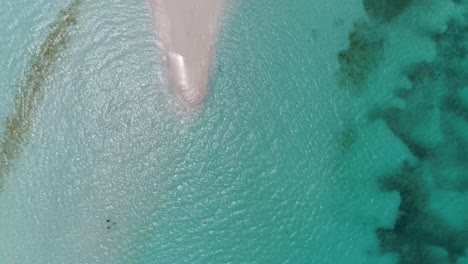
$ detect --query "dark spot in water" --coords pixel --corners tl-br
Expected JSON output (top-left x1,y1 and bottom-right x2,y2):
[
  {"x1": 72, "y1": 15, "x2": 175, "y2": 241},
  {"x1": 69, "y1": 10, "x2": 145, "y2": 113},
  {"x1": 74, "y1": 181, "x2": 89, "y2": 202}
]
[
  {"x1": 106, "y1": 219, "x2": 117, "y2": 230},
  {"x1": 333, "y1": 18, "x2": 345, "y2": 28},
  {"x1": 339, "y1": 127, "x2": 357, "y2": 151},
  {"x1": 394, "y1": 88, "x2": 412, "y2": 100},
  {"x1": 310, "y1": 28, "x2": 319, "y2": 41}
]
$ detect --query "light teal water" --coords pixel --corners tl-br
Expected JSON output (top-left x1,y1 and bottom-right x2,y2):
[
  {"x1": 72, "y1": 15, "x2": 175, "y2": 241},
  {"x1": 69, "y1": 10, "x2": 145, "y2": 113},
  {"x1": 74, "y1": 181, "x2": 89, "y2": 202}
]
[{"x1": 0, "y1": 0, "x2": 467, "y2": 263}]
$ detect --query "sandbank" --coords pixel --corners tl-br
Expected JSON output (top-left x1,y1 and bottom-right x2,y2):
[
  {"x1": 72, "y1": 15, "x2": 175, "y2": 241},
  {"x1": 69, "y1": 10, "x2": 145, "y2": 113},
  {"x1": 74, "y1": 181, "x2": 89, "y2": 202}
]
[{"x1": 149, "y1": 0, "x2": 226, "y2": 106}]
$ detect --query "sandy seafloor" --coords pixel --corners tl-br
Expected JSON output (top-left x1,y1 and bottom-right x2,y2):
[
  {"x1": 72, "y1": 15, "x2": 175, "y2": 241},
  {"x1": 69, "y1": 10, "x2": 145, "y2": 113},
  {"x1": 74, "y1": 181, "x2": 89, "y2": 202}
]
[{"x1": 0, "y1": 0, "x2": 467, "y2": 263}]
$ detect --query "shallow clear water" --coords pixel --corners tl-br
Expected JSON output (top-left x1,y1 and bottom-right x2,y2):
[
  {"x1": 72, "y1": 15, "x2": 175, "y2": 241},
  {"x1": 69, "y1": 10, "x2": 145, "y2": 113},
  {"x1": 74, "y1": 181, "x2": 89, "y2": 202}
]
[{"x1": 0, "y1": 0, "x2": 467, "y2": 263}]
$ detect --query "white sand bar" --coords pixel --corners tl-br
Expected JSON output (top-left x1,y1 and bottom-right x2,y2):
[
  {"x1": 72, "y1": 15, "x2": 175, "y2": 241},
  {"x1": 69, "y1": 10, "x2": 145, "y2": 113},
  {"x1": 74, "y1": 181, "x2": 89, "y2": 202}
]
[{"x1": 149, "y1": 0, "x2": 226, "y2": 106}]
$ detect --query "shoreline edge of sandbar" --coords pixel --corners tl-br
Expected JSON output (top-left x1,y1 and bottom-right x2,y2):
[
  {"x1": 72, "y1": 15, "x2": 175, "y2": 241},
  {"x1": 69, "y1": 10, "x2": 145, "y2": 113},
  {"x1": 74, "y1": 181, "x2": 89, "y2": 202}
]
[{"x1": 149, "y1": 0, "x2": 227, "y2": 107}]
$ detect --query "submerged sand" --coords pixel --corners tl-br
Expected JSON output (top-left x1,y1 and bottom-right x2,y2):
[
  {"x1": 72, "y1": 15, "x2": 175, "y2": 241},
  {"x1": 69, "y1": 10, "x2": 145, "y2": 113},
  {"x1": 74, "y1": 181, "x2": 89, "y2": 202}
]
[{"x1": 149, "y1": 0, "x2": 226, "y2": 106}]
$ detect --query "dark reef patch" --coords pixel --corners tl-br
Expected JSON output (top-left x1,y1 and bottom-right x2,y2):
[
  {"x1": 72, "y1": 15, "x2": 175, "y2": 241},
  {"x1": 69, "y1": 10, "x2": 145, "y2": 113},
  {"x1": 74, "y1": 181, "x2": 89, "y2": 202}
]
[
  {"x1": 378, "y1": 107, "x2": 434, "y2": 159},
  {"x1": 337, "y1": 22, "x2": 384, "y2": 93},
  {"x1": 433, "y1": 20, "x2": 468, "y2": 91},
  {"x1": 378, "y1": 12, "x2": 468, "y2": 264},
  {"x1": 340, "y1": 0, "x2": 468, "y2": 263},
  {"x1": 441, "y1": 92, "x2": 468, "y2": 121},
  {"x1": 378, "y1": 161, "x2": 468, "y2": 264},
  {"x1": 377, "y1": 14, "x2": 468, "y2": 264},
  {"x1": 362, "y1": 0, "x2": 414, "y2": 22},
  {"x1": 0, "y1": 0, "x2": 81, "y2": 192},
  {"x1": 338, "y1": 127, "x2": 357, "y2": 151}
]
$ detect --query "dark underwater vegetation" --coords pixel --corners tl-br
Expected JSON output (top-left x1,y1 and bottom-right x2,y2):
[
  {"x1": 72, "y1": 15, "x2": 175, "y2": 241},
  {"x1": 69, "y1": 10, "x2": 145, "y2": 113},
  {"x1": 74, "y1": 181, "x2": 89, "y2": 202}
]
[
  {"x1": 339, "y1": 0, "x2": 468, "y2": 263},
  {"x1": 0, "y1": 0, "x2": 80, "y2": 192}
]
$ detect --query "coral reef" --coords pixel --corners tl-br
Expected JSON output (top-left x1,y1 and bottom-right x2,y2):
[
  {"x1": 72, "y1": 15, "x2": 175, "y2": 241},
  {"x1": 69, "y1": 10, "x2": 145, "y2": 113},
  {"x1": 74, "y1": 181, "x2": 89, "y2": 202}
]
[
  {"x1": 362, "y1": 0, "x2": 414, "y2": 22},
  {"x1": 0, "y1": 0, "x2": 81, "y2": 191},
  {"x1": 338, "y1": 127, "x2": 357, "y2": 151},
  {"x1": 339, "y1": 0, "x2": 468, "y2": 263},
  {"x1": 338, "y1": 22, "x2": 383, "y2": 93}
]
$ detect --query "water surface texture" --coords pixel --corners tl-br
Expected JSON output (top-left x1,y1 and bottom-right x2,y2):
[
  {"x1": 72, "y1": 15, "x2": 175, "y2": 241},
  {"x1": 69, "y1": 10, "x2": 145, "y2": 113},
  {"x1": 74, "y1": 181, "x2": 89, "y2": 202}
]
[{"x1": 0, "y1": 0, "x2": 467, "y2": 263}]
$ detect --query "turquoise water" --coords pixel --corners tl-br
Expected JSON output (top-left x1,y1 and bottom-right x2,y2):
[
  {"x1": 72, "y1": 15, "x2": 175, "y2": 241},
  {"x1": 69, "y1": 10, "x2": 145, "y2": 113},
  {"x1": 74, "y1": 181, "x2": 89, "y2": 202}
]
[{"x1": 0, "y1": 0, "x2": 467, "y2": 263}]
